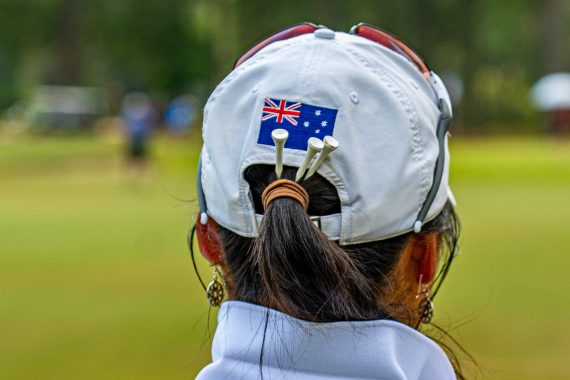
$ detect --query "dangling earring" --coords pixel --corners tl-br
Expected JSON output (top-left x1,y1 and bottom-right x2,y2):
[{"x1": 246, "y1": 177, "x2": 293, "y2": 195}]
[
  {"x1": 416, "y1": 274, "x2": 434, "y2": 324},
  {"x1": 206, "y1": 268, "x2": 224, "y2": 307}
]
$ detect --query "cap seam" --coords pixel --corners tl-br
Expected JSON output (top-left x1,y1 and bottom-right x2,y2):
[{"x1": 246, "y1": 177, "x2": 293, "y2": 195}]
[
  {"x1": 341, "y1": 43, "x2": 430, "y2": 217},
  {"x1": 296, "y1": 38, "x2": 317, "y2": 97},
  {"x1": 204, "y1": 38, "x2": 311, "y2": 122},
  {"x1": 299, "y1": 39, "x2": 321, "y2": 101}
]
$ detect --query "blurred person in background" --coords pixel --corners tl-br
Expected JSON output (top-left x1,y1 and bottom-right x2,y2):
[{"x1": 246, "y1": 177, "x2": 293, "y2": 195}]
[
  {"x1": 164, "y1": 94, "x2": 197, "y2": 136},
  {"x1": 191, "y1": 23, "x2": 465, "y2": 379},
  {"x1": 121, "y1": 92, "x2": 157, "y2": 181}
]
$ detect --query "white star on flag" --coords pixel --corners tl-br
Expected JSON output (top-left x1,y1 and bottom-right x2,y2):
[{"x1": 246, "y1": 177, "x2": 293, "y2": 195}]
[
  {"x1": 315, "y1": 129, "x2": 320, "y2": 133},
  {"x1": 321, "y1": 120, "x2": 327, "y2": 127},
  {"x1": 303, "y1": 121, "x2": 310, "y2": 127},
  {"x1": 315, "y1": 110, "x2": 321, "y2": 116}
]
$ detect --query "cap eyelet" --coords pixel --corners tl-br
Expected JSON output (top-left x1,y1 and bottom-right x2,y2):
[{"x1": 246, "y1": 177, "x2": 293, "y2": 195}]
[{"x1": 349, "y1": 91, "x2": 359, "y2": 104}]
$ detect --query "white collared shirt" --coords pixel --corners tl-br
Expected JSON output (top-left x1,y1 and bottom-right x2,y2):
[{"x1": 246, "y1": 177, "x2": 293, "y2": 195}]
[{"x1": 197, "y1": 301, "x2": 455, "y2": 380}]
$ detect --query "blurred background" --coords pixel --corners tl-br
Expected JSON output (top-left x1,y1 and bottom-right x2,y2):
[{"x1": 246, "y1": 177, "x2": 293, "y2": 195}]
[{"x1": 0, "y1": 0, "x2": 569, "y2": 379}]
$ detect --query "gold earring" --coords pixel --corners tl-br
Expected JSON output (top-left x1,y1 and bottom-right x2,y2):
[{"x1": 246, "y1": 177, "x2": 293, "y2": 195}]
[
  {"x1": 416, "y1": 274, "x2": 434, "y2": 324},
  {"x1": 206, "y1": 268, "x2": 224, "y2": 307}
]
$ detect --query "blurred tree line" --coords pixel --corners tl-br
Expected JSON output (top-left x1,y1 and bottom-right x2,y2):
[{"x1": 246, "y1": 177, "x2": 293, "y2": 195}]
[{"x1": 0, "y1": 0, "x2": 568, "y2": 131}]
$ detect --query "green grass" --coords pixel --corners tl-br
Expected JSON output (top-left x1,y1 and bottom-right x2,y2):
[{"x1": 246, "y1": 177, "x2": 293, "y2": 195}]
[
  {"x1": 1, "y1": 134, "x2": 569, "y2": 379},
  {"x1": 440, "y1": 137, "x2": 570, "y2": 379}
]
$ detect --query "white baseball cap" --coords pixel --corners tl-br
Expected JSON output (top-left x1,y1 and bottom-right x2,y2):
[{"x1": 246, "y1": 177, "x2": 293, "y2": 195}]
[{"x1": 197, "y1": 26, "x2": 454, "y2": 245}]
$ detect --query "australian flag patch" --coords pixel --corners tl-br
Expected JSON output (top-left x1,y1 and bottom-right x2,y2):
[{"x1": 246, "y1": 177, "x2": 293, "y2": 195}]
[{"x1": 257, "y1": 98, "x2": 338, "y2": 151}]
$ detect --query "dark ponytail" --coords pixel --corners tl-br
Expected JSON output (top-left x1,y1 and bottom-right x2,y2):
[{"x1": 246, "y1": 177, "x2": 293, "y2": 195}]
[{"x1": 257, "y1": 196, "x2": 375, "y2": 321}]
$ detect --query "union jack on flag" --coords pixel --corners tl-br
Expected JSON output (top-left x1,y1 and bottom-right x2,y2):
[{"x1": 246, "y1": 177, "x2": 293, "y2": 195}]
[
  {"x1": 261, "y1": 98, "x2": 302, "y2": 126},
  {"x1": 258, "y1": 97, "x2": 338, "y2": 151}
]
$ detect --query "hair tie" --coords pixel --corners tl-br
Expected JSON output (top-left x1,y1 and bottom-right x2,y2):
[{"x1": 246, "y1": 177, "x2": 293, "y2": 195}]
[{"x1": 261, "y1": 179, "x2": 309, "y2": 211}]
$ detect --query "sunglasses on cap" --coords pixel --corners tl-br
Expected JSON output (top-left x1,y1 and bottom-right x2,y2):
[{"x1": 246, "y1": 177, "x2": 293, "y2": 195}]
[{"x1": 235, "y1": 22, "x2": 430, "y2": 79}]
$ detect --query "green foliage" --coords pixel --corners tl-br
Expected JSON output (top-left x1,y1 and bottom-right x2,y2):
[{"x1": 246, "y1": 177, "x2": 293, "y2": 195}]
[{"x1": 0, "y1": 0, "x2": 567, "y2": 129}]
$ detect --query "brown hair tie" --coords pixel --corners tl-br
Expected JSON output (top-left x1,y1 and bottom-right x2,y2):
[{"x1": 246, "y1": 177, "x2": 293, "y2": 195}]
[{"x1": 261, "y1": 179, "x2": 309, "y2": 211}]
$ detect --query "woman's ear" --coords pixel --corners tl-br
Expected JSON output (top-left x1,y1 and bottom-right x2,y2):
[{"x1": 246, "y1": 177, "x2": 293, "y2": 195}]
[
  {"x1": 195, "y1": 214, "x2": 223, "y2": 265},
  {"x1": 409, "y1": 233, "x2": 438, "y2": 284}
]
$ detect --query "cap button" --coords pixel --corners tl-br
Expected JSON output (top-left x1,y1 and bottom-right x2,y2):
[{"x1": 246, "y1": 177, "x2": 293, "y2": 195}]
[{"x1": 314, "y1": 28, "x2": 335, "y2": 40}]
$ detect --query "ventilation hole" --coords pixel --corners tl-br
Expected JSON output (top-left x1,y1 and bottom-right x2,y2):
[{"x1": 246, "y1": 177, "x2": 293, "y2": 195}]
[{"x1": 349, "y1": 91, "x2": 359, "y2": 104}]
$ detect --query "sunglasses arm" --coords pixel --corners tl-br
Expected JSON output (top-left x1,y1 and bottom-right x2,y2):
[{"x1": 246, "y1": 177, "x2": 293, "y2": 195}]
[
  {"x1": 413, "y1": 71, "x2": 453, "y2": 233},
  {"x1": 429, "y1": 71, "x2": 453, "y2": 118}
]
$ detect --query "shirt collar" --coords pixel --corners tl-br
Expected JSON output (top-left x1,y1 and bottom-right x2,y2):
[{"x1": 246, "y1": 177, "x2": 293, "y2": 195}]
[{"x1": 198, "y1": 301, "x2": 456, "y2": 380}]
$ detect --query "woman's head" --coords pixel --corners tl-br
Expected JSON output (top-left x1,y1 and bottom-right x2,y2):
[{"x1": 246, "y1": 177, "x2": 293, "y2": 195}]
[
  {"x1": 195, "y1": 23, "x2": 458, "y2": 327},
  {"x1": 212, "y1": 164, "x2": 459, "y2": 326}
]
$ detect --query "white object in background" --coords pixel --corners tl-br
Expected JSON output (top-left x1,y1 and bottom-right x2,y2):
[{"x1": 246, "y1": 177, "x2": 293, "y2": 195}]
[{"x1": 531, "y1": 72, "x2": 570, "y2": 110}]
